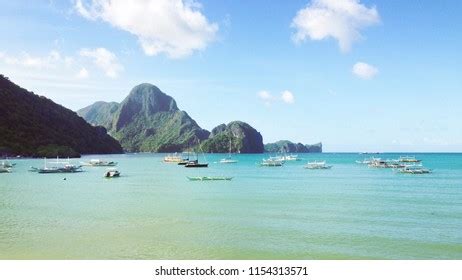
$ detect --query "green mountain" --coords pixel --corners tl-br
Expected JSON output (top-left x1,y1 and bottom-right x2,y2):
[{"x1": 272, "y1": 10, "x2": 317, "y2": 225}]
[
  {"x1": 0, "y1": 74, "x2": 123, "y2": 157},
  {"x1": 78, "y1": 83, "x2": 210, "y2": 152},
  {"x1": 264, "y1": 140, "x2": 322, "y2": 153},
  {"x1": 200, "y1": 121, "x2": 264, "y2": 153}
]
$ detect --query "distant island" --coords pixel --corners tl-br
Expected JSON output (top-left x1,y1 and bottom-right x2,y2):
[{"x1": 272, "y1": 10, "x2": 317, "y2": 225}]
[
  {"x1": 78, "y1": 83, "x2": 322, "y2": 154},
  {"x1": 0, "y1": 75, "x2": 321, "y2": 156},
  {"x1": 265, "y1": 140, "x2": 322, "y2": 153},
  {"x1": 0, "y1": 74, "x2": 123, "y2": 158}
]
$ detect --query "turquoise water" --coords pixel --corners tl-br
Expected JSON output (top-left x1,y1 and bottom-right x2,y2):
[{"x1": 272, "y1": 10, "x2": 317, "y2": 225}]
[{"x1": 0, "y1": 153, "x2": 461, "y2": 259}]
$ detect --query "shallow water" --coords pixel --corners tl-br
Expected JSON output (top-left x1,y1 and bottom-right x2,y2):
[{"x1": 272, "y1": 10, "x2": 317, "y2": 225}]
[{"x1": 0, "y1": 153, "x2": 461, "y2": 259}]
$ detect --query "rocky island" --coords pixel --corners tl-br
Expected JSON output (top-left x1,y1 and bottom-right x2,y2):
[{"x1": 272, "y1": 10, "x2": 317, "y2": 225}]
[{"x1": 0, "y1": 75, "x2": 123, "y2": 157}]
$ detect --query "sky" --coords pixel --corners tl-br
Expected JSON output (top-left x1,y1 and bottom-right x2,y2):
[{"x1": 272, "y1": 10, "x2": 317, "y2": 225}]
[{"x1": 1, "y1": 0, "x2": 461, "y2": 152}]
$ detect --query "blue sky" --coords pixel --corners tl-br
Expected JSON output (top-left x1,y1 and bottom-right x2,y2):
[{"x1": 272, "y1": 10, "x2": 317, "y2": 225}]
[{"x1": 1, "y1": 0, "x2": 461, "y2": 152}]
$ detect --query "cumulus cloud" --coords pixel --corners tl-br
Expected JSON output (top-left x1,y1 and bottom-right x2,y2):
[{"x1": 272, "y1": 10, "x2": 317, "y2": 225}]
[
  {"x1": 352, "y1": 62, "x2": 378, "y2": 79},
  {"x1": 257, "y1": 90, "x2": 295, "y2": 105},
  {"x1": 291, "y1": 0, "x2": 380, "y2": 52},
  {"x1": 281, "y1": 90, "x2": 295, "y2": 104},
  {"x1": 74, "y1": 0, "x2": 219, "y2": 58},
  {"x1": 79, "y1": 47, "x2": 123, "y2": 78}
]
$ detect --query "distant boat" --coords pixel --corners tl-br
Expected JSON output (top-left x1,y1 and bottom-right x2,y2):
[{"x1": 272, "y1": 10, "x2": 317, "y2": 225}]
[
  {"x1": 398, "y1": 156, "x2": 421, "y2": 163},
  {"x1": 163, "y1": 153, "x2": 183, "y2": 163},
  {"x1": 104, "y1": 168, "x2": 121, "y2": 178},
  {"x1": 81, "y1": 159, "x2": 117, "y2": 167},
  {"x1": 0, "y1": 166, "x2": 12, "y2": 173},
  {"x1": 281, "y1": 154, "x2": 301, "y2": 161},
  {"x1": 220, "y1": 139, "x2": 238, "y2": 164},
  {"x1": 355, "y1": 157, "x2": 375, "y2": 164},
  {"x1": 185, "y1": 159, "x2": 209, "y2": 168},
  {"x1": 1, "y1": 159, "x2": 16, "y2": 168},
  {"x1": 304, "y1": 160, "x2": 332, "y2": 169},
  {"x1": 184, "y1": 142, "x2": 208, "y2": 168},
  {"x1": 397, "y1": 165, "x2": 431, "y2": 174},
  {"x1": 33, "y1": 157, "x2": 83, "y2": 174},
  {"x1": 259, "y1": 158, "x2": 284, "y2": 167},
  {"x1": 178, "y1": 151, "x2": 191, "y2": 165},
  {"x1": 187, "y1": 176, "x2": 233, "y2": 181}
]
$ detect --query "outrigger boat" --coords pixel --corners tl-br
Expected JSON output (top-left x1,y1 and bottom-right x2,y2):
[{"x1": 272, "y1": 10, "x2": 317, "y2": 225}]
[
  {"x1": 81, "y1": 159, "x2": 117, "y2": 167},
  {"x1": 304, "y1": 160, "x2": 332, "y2": 169},
  {"x1": 397, "y1": 165, "x2": 431, "y2": 174},
  {"x1": 32, "y1": 157, "x2": 83, "y2": 174},
  {"x1": 187, "y1": 176, "x2": 233, "y2": 181},
  {"x1": 104, "y1": 168, "x2": 120, "y2": 178},
  {"x1": 259, "y1": 158, "x2": 284, "y2": 167},
  {"x1": 355, "y1": 157, "x2": 375, "y2": 164},
  {"x1": 280, "y1": 154, "x2": 301, "y2": 161},
  {"x1": 398, "y1": 156, "x2": 421, "y2": 163}
]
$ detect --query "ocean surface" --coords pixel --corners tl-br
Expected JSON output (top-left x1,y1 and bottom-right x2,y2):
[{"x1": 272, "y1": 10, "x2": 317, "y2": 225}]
[{"x1": 0, "y1": 153, "x2": 461, "y2": 259}]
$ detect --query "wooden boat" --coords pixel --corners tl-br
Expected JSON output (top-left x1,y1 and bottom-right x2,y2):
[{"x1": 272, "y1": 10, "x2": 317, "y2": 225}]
[
  {"x1": 304, "y1": 160, "x2": 332, "y2": 169},
  {"x1": 33, "y1": 157, "x2": 83, "y2": 174},
  {"x1": 397, "y1": 166, "x2": 431, "y2": 174},
  {"x1": 81, "y1": 159, "x2": 117, "y2": 167},
  {"x1": 259, "y1": 158, "x2": 284, "y2": 167},
  {"x1": 187, "y1": 176, "x2": 233, "y2": 181},
  {"x1": 398, "y1": 156, "x2": 421, "y2": 163}
]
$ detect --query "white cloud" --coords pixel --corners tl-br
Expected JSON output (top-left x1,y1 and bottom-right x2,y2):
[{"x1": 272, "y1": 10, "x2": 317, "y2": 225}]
[
  {"x1": 0, "y1": 50, "x2": 68, "y2": 69},
  {"x1": 74, "y1": 0, "x2": 218, "y2": 58},
  {"x1": 281, "y1": 90, "x2": 295, "y2": 104},
  {"x1": 352, "y1": 61, "x2": 378, "y2": 79},
  {"x1": 79, "y1": 47, "x2": 123, "y2": 78},
  {"x1": 291, "y1": 0, "x2": 380, "y2": 52},
  {"x1": 257, "y1": 90, "x2": 295, "y2": 105},
  {"x1": 76, "y1": 67, "x2": 89, "y2": 79}
]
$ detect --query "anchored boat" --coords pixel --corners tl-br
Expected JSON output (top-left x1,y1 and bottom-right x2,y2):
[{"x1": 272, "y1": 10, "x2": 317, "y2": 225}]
[
  {"x1": 187, "y1": 176, "x2": 233, "y2": 181},
  {"x1": 397, "y1": 165, "x2": 431, "y2": 174},
  {"x1": 81, "y1": 159, "x2": 117, "y2": 167},
  {"x1": 259, "y1": 158, "x2": 284, "y2": 167},
  {"x1": 220, "y1": 139, "x2": 238, "y2": 164},
  {"x1": 104, "y1": 168, "x2": 121, "y2": 178},
  {"x1": 304, "y1": 160, "x2": 332, "y2": 169},
  {"x1": 0, "y1": 166, "x2": 12, "y2": 173},
  {"x1": 163, "y1": 153, "x2": 183, "y2": 163},
  {"x1": 32, "y1": 157, "x2": 83, "y2": 174}
]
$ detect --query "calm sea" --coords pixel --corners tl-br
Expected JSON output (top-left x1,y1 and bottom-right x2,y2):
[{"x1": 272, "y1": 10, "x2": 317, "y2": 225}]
[{"x1": 0, "y1": 153, "x2": 461, "y2": 259}]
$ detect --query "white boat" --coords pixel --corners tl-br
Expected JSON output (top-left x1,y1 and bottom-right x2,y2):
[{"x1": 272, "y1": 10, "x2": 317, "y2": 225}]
[
  {"x1": 220, "y1": 139, "x2": 238, "y2": 164},
  {"x1": 280, "y1": 154, "x2": 301, "y2": 161},
  {"x1": 259, "y1": 158, "x2": 284, "y2": 167},
  {"x1": 1, "y1": 160, "x2": 16, "y2": 168},
  {"x1": 0, "y1": 166, "x2": 12, "y2": 173},
  {"x1": 104, "y1": 168, "x2": 120, "y2": 178},
  {"x1": 304, "y1": 160, "x2": 332, "y2": 169},
  {"x1": 163, "y1": 153, "x2": 183, "y2": 163},
  {"x1": 81, "y1": 159, "x2": 117, "y2": 167},
  {"x1": 397, "y1": 165, "x2": 431, "y2": 174},
  {"x1": 356, "y1": 157, "x2": 375, "y2": 164},
  {"x1": 33, "y1": 157, "x2": 83, "y2": 174}
]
